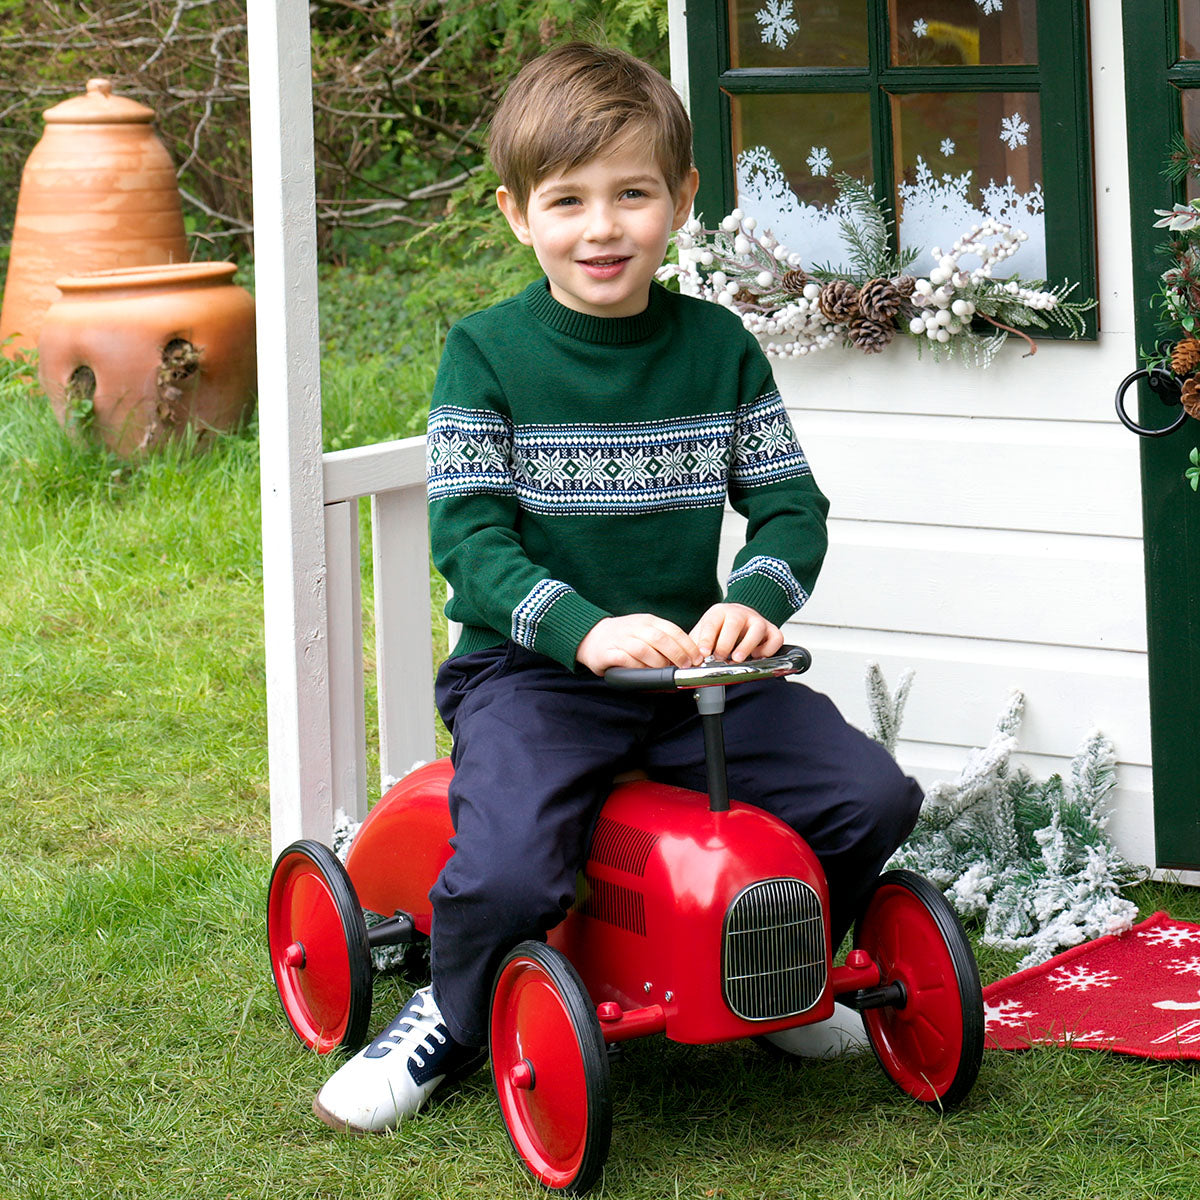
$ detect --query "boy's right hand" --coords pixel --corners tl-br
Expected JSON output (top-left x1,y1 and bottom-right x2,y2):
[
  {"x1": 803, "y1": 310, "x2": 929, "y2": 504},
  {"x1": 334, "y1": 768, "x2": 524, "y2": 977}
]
[{"x1": 576, "y1": 614, "x2": 703, "y2": 676}]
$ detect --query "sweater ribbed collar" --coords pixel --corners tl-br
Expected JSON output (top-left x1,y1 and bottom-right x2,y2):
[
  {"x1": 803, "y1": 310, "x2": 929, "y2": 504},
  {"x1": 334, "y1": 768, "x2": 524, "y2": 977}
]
[{"x1": 523, "y1": 277, "x2": 668, "y2": 345}]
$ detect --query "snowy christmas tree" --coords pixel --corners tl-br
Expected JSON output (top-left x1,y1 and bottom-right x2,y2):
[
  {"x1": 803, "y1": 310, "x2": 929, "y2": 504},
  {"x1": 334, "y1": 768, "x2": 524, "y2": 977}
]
[{"x1": 867, "y1": 664, "x2": 1143, "y2": 968}]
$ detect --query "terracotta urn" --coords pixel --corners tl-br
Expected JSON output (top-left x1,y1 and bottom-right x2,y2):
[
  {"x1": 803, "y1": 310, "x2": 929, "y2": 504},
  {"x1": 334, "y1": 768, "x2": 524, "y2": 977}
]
[
  {"x1": 0, "y1": 78, "x2": 189, "y2": 357},
  {"x1": 38, "y1": 262, "x2": 257, "y2": 458}
]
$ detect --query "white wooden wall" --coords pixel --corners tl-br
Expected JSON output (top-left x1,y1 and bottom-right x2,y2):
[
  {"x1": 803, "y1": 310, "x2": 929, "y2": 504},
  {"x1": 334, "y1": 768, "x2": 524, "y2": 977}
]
[
  {"x1": 252, "y1": 0, "x2": 1153, "y2": 869},
  {"x1": 690, "y1": 10, "x2": 1157, "y2": 867}
]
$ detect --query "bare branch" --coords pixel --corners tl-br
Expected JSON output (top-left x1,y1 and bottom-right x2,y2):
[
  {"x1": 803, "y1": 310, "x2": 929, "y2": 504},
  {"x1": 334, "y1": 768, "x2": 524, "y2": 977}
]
[
  {"x1": 177, "y1": 185, "x2": 253, "y2": 234},
  {"x1": 140, "y1": 0, "x2": 187, "y2": 70}
]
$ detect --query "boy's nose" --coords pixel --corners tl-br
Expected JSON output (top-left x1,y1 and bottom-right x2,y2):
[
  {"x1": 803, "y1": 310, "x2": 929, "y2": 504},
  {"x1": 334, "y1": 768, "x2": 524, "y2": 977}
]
[{"x1": 584, "y1": 204, "x2": 620, "y2": 241}]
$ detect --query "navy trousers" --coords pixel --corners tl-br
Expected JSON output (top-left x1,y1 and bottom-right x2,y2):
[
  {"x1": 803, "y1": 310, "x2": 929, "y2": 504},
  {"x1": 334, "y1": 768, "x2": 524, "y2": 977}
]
[{"x1": 429, "y1": 643, "x2": 923, "y2": 1048}]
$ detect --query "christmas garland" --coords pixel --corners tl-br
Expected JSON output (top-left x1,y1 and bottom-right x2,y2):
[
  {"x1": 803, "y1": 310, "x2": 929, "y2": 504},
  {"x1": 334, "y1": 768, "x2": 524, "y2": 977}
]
[
  {"x1": 1146, "y1": 138, "x2": 1200, "y2": 490},
  {"x1": 658, "y1": 175, "x2": 1094, "y2": 368}
]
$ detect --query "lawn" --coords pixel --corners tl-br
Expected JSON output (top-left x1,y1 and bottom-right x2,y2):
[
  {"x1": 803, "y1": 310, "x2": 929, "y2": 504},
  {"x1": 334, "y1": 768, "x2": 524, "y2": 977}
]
[{"x1": 3, "y1": 266, "x2": 1200, "y2": 1199}]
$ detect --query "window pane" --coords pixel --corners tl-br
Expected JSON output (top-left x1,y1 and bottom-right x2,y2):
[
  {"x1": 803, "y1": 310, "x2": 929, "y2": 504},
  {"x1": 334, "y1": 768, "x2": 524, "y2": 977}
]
[
  {"x1": 892, "y1": 91, "x2": 1045, "y2": 277},
  {"x1": 728, "y1": 0, "x2": 868, "y2": 68},
  {"x1": 1183, "y1": 88, "x2": 1200, "y2": 201},
  {"x1": 730, "y1": 92, "x2": 873, "y2": 270},
  {"x1": 1182, "y1": 0, "x2": 1200, "y2": 61},
  {"x1": 890, "y1": 0, "x2": 1038, "y2": 66}
]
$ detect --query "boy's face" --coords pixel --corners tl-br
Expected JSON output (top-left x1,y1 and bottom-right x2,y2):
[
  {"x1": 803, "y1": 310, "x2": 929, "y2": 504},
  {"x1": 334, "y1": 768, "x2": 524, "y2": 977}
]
[{"x1": 497, "y1": 140, "x2": 699, "y2": 319}]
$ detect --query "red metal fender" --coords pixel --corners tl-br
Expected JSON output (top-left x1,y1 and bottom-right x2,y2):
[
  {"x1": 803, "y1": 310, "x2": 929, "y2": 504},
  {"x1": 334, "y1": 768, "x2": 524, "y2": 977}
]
[{"x1": 344, "y1": 758, "x2": 454, "y2": 934}]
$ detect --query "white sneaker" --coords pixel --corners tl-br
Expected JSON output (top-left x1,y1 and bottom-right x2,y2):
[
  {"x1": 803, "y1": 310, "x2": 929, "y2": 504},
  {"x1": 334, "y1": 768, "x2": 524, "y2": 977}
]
[
  {"x1": 313, "y1": 986, "x2": 483, "y2": 1133},
  {"x1": 762, "y1": 1004, "x2": 870, "y2": 1059}
]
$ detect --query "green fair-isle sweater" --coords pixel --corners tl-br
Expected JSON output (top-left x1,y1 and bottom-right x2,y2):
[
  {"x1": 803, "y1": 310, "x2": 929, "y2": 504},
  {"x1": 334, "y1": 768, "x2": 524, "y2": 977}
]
[{"x1": 426, "y1": 277, "x2": 830, "y2": 671}]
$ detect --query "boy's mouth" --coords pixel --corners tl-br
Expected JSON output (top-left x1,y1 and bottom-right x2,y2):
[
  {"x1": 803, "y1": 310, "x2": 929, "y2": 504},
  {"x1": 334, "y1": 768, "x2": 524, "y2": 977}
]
[{"x1": 578, "y1": 255, "x2": 632, "y2": 279}]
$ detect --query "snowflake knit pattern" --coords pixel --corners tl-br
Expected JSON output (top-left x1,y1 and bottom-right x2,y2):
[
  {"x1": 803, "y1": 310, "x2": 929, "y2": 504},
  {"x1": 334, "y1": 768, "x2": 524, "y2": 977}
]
[
  {"x1": 983, "y1": 912, "x2": 1200, "y2": 1059},
  {"x1": 427, "y1": 279, "x2": 829, "y2": 670}
]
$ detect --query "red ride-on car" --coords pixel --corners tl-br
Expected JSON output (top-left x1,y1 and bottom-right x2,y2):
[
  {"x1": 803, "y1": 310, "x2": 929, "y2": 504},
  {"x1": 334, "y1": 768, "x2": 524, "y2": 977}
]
[{"x1": 267, "y1": 647, "x2": 984, "y2": 1193}]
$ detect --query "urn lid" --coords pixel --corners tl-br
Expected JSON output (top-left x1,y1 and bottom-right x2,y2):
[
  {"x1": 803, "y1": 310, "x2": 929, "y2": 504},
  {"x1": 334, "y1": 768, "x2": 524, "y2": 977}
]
[
  {"x1": 43, "y1": 78, "x2": 155, "y2": 125},
  {"x1": 54, "y1": 262, "x2": 239, "y2": 294}
]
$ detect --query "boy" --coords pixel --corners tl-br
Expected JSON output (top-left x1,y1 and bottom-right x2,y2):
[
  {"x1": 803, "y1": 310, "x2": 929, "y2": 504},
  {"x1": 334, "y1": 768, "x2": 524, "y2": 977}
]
[{"x1": 315, "y1": 41, "x2": 922, "y2": 1134}]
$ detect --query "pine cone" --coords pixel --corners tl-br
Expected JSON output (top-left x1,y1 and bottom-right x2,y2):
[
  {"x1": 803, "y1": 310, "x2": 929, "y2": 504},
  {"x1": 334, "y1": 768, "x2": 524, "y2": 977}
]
[
  {"x1": 858, "y1": 277, "x2": 903, "y2": 324},
  {"x1": 1182, "y1": 376, "x2": 1200, "y2": 420},
  {"x1": 849, "y1": 315, "x2": 895, "y2": 354},
  {"x1": 781, "y1": 268, "x2": 809, "y2": 294},
  {"x1": 818, "y1": 279, "x2": 859, "y2": 323},
  {"x1": 894, "y1": 275, "x2": 917, "y2": 298},
  {"x1": 1171, "y1": 336, "x2": 1200, "y2": 376}
]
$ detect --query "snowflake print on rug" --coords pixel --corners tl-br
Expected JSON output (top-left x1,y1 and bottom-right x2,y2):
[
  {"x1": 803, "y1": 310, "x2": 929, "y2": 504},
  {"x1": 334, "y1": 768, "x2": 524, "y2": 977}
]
[
  {"x1": 1141, "y1": 922, "x2": 1200, "y2": 949},
  {"x1": 984, "y1": 997, "x2": 1036, "y2": 1029},
  {"x1": 983, "y1": 912, "x2": 1200, "y2": 1059},
  {"x1": 1048, "y1": 965, "x2": 1119, "y2": 993}
]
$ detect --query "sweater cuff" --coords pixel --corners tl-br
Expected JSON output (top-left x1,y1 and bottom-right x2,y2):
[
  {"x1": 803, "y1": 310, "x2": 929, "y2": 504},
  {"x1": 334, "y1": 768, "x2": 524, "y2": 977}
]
[
  {"x1": 724, "y1": 555, "x2": 809, "y2": 628},
  {"x1": 511, "y1": 580, "x2": 611, "y2": 670}
]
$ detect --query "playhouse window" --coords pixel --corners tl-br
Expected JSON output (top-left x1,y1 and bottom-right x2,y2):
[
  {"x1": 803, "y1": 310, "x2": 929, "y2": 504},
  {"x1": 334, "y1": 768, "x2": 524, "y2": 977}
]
[{"x1": 688, "y1": 0, "x2": 1096, "y2": 332}]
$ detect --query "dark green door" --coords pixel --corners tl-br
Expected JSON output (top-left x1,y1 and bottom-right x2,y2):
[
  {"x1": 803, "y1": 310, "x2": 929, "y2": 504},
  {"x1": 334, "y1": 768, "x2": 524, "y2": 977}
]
[{"x1": 1122, "y1": 2, "x2": 1200, "y2": 868}]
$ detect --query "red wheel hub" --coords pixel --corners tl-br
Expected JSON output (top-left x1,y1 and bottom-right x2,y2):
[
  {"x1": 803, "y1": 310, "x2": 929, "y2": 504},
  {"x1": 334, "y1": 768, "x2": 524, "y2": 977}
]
[
  {"x1": 854, "y1": 871, "x2": 982, "y2": 1107},
  {"x1": 266, "y1": 841, "x2": 371, "y2": 1053},
  {"x1": 490, "y1": 943, "x2": 610, "y2": 1193}
]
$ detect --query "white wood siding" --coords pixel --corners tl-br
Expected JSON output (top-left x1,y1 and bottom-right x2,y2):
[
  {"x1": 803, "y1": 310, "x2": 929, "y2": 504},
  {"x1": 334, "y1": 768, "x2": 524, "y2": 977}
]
[{"x1": 713, "y1": 10, "x2": 1156, "y2": 867}]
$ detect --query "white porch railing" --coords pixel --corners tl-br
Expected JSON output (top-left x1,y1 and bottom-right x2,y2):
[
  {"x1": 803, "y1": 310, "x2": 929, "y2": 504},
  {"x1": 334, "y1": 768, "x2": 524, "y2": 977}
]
[{"x1": 322, "y1": 434, "x2": 436, "y2": 830}]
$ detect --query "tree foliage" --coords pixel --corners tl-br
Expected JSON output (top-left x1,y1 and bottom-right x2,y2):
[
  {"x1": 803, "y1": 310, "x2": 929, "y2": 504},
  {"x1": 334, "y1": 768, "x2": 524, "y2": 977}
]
[{"x1": 0, "y1": 1, "x2": 668, "y2": 259}]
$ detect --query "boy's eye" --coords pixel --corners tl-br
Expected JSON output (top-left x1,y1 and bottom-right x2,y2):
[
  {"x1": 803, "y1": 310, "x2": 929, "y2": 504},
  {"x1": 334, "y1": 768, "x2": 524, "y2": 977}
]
[
  {"x1": 552, "y1": 196, "x2": 580, "y2": 207},
  {"x1": 622, "y1": 189, "x2": 647, "y2": 200}
]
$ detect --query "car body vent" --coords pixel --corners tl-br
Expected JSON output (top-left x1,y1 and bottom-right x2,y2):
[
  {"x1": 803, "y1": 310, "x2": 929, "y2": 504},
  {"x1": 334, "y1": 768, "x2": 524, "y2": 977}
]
[
  {"x1": 580, "y1": 874, "x2": 647, "y2": 936},
  {"x1": 588, "y1": 816, "x2": 659, "y2": 877}
]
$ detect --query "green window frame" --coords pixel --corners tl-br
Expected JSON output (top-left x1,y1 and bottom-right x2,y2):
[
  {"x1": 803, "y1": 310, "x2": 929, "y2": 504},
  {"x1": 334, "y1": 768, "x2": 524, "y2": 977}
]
[{"x1": 686, "y1": 0, "x2": 1097, "y2": 338}]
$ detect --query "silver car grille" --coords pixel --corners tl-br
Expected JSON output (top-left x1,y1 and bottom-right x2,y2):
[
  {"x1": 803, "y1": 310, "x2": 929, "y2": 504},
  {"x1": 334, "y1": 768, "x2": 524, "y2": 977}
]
[{"x1": 722, "y1": 877, "x2": 827, "y2": 1021}]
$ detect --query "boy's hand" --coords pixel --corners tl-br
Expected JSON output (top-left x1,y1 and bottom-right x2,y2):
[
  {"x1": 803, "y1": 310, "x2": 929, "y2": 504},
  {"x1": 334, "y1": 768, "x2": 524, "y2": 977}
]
[
  {"x1": 690, "y1": 603, "x2": 784, "y2": 663},
  {"x1": 577, "y1": 614, "x2": 703, "y2": 676}
]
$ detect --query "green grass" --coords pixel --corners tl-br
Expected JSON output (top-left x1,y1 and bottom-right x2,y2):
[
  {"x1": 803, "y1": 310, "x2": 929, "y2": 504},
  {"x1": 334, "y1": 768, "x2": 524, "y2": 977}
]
[{"x1": 4, "y1": 282, "x2": 1200, "y2": 1199}]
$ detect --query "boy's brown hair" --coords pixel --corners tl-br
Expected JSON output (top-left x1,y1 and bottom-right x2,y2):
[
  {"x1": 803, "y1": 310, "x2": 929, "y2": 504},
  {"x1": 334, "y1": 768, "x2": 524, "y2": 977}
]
[{"x1": 489, "y1": 41, "x2": 694, "y2": 214}]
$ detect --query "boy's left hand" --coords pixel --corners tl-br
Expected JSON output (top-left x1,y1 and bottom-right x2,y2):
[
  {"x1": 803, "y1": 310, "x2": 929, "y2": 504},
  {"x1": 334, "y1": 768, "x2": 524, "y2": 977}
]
[{"x1": 690, "y1": 603, "x2": 784, "y2": 663}]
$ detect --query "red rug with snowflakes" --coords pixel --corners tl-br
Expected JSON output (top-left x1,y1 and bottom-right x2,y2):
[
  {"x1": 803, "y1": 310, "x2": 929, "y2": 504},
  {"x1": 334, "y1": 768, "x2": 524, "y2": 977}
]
[{"x1": 983, "y1": 912, "x2": 1200, "y2": 1059}]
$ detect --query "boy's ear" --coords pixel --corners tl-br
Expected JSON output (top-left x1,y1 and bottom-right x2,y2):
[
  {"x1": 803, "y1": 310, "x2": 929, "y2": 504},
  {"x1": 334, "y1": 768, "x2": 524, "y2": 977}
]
[
  {"x1": 496, "y1": 186, "x2": 533, "y2": 246},
  {"x1": 672, "y1": 167, "x2": 701, "y2": 230}
]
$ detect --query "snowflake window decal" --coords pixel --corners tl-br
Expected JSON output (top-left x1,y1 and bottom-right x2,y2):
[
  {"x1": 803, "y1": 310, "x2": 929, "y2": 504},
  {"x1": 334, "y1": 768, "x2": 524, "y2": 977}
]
[
  {"x1": 806, "y1": 146, "x2": 831, "y2": 177},
  {"x1": 1000, "y1": 112, "x2": 1030, "y2": 150},
  {"x1": 976, "y1": 0, "x2": 1005, "y2": 13},
  {"x1": 912, "y1": 18, "x2": 928, "y2": 37},
  {"x1": 940, "y1": 138, "x2": 956, "y2": 157},
  {"x1": 756, "y1": 0, "x2": 798, "y2": 50}
]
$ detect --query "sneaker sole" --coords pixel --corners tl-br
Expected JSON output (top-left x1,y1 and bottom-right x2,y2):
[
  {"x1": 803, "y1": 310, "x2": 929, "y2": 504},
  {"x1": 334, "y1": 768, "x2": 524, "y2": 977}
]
[{"x1": 312, "y1": 1093, "x2": 387, "y2": 1136}]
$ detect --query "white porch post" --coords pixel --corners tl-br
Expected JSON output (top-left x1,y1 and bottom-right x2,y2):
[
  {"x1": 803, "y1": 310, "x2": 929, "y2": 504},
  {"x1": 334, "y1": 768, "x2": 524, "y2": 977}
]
[
  {"x1": 668, "y1": 0, "x2": 690, "y2": 108},
  {"x1": 246, "y1": 0, "x2": 333, "y2": 859}
]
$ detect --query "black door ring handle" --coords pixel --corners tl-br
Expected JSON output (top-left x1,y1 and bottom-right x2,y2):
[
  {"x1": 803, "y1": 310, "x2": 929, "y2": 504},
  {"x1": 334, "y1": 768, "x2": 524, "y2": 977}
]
[{"x1": 1114, "y1": 367, "x2": 1189, "y2": 438}]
